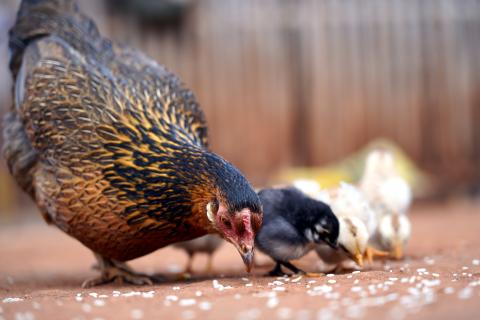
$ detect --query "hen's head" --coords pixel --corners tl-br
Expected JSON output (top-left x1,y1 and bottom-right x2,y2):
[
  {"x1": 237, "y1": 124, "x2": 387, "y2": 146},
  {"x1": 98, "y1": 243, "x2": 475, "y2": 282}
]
[{"x1": 199, "y1": 153, "x2": 263, "y2": 272}]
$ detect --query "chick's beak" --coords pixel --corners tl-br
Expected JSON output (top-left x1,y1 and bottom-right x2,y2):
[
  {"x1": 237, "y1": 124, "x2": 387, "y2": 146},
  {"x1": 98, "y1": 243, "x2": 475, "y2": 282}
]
[{"x1": 354, "y1": 252, "x2": 364, "y2": 267}]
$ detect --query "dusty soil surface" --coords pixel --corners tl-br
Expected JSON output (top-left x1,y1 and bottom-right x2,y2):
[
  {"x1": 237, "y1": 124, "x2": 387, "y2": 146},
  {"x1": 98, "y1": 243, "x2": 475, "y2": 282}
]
[{"x1": 1, "y1": 201, "x2": 480, "y2": 320}]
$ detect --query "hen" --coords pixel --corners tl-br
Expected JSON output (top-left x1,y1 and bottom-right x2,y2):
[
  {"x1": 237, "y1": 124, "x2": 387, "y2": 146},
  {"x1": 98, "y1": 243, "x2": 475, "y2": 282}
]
[{"x1": 3, "y1": 0, "x2": 262, "y2": 287}]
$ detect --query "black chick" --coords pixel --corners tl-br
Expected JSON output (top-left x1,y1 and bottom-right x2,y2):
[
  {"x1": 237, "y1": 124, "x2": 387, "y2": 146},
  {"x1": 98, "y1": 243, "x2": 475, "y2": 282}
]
[{"x1": 255, "y1": 187, "x2": 339, "y2": 276}]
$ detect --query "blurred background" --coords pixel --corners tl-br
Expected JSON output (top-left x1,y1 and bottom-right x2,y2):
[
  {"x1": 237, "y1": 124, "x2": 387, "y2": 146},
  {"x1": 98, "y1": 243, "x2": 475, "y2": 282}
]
[{"x1": 0, "y1": 0, "x2": 479, "y2": 220}]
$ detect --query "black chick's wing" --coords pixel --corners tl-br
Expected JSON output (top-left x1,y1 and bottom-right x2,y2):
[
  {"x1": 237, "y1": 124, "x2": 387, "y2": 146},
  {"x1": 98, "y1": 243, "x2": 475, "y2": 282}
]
[{"x1": 255, "y1": 215, "x2": 307, "y2": 262}]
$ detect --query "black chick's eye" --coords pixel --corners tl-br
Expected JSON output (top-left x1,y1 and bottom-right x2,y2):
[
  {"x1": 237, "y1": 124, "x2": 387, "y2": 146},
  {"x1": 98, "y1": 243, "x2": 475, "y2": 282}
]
[{"x1": 315, "y1": 221, "x2": 329, "y2": 235}]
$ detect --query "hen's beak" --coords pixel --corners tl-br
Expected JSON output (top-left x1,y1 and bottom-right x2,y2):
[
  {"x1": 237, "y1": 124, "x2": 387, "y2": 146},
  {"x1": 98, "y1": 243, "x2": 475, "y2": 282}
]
[
  {"x1": 392, "y1": 242, "x2": 403, "y2": 260},
  {"x1": 242, "y1": 251, "x2": 254, "y2": 272},
  {"x1": 237, "y1": 245, "x2": 254, "y2": 272}
]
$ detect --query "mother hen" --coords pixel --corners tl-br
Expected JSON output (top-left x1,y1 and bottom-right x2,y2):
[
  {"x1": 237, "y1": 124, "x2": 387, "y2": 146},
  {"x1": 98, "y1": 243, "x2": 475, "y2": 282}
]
[{"x1": 3, "y1": 0, "x2": 262, "y2": 287}]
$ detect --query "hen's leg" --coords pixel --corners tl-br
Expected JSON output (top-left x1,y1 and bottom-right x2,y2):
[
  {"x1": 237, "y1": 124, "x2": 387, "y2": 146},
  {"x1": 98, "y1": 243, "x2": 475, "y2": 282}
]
[
  {"x1": 185, "y1": 252, "x2": 194, "y2": 274},
  {"x1": 175, "y1": 252, "x2": 195, "y2": 280},
  {"x1": 205, "y1": 253, "x2": 214, "y2": 274},
  {"x1": 82, "y1": 253, "x2": 159, "y2": 288}
]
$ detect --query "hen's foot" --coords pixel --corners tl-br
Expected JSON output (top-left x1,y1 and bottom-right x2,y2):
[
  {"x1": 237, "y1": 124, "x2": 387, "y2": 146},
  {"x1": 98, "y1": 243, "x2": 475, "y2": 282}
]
[
  {"x1": 174, "y1": 254, "x2": 194, "y2": 280},
  {"x1": 82, "y1": 266, "x2": 155, "y2": 288},
  {"x1": 175, "y1": 272, "x2": 192, "y2": 281},
  {"x1": 83, "y1": 253, "x2": 163, "y2": 288}
]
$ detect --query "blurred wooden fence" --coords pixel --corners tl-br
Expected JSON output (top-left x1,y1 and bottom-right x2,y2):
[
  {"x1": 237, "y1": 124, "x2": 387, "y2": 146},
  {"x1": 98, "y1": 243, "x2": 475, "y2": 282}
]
[{"x1": 1, "y1": 0, "x2": 480, "y2": 212}]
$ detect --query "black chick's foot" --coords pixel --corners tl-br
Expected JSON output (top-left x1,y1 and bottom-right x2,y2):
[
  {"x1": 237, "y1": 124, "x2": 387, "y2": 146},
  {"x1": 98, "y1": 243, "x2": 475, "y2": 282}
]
[
  {"x1": 280, "y1": 261, "x2": 306, "y2": 274},
  {"x1": 266, "y1": 261, "x2": 325, "y2": 278},
  {"x1": 267, "y1": 262, "x2": 287, "y2": 277},
  {"x1": 280, "y1": 261, "x2": 324, "y2": 278}
]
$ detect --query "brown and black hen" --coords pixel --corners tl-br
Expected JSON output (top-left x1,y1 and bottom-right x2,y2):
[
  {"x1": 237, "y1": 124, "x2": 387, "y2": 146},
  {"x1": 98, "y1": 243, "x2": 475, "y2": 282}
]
[{"x1": 3, "y1": 0, "x2": 262, "y2": 287}]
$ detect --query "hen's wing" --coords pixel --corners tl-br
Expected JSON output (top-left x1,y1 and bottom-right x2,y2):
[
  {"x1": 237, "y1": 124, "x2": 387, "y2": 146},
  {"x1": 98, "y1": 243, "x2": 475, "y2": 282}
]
[
  {"x1": 6, "y1": 0, "x2": 210, "y2": 230},
  {"x1": 14, "y1": 35, "x2": 198, "y2": 232},
  {"x1": 10, "y1": 0, "x2": 208, "y2": 149}
]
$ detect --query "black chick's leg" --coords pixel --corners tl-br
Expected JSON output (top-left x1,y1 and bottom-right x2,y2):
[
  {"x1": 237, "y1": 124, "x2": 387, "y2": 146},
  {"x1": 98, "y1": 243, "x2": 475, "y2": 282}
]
[
  {"x1": 267, "y1": 262, "x2": 286, "y2": 276},
  {"x1": 82, "y1": 253, "x2": 162, "y2": 288},
  {"x1": 280, "y1": 261, "x2": 305, "y2": 274},
  {"x1": 280, "y1": 261, "x2": 324, "y2": 278}
]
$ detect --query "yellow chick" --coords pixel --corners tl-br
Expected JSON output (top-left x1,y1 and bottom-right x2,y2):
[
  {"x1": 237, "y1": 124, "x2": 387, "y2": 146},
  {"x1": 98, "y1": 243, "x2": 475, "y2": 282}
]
[{"x1": 360, "y1": 150, "x2": 413, "y2": 259}]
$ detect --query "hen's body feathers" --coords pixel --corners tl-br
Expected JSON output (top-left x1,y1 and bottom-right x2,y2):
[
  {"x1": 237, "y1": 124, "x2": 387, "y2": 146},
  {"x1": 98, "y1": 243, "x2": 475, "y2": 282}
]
[{"x1": 4, "y1": 0, "x2": 259, "y2": 263}]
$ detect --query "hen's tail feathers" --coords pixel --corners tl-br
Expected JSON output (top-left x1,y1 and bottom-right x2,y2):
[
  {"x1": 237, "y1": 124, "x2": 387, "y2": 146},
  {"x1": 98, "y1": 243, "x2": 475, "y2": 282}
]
[{"x1": 9, "y1": 0, "x2": 104, "y2": 77}]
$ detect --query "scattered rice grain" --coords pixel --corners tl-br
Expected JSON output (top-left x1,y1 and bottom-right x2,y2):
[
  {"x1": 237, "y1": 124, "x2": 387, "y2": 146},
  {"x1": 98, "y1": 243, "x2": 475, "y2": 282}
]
[
  {"x1": 130, "y1": 309, "x2": 144, "y2": 319},
  {"x1": 199, "y1": 301, "x2": 212, "y2": 311},
  {"x1": 81, "y1": 303, "x2": 92, "y2": 313},
  {"x1": 179, "y1": 299, "x2": 196, "y2": 307},
  {"x1": 93, "y1": 299, "x2": 105, "y2": 307},
  {"x1": 3, "y1": 298, "x2": 24, "y2": 303}
]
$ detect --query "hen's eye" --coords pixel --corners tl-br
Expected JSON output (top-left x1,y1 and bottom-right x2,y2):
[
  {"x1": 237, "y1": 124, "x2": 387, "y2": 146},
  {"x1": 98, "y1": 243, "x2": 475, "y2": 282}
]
[
  {"x1": 251, "y1": 214, "x2": 262, "y2": 233},
  {"x1": 211, "y1": 198, "x2": 219, "y2": 213},
  {"x1": 221, "y1": 217, "x2": 231, "y2": 229}
]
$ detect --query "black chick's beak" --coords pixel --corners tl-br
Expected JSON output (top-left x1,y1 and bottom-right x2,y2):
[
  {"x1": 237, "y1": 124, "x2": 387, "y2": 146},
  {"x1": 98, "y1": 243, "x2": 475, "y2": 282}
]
[{"x1": 239, "y1": 246, "x2": 254, "y2": 272}]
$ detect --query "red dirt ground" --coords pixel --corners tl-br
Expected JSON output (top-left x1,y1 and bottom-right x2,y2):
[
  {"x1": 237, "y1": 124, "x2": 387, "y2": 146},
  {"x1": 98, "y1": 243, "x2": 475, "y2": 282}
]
[{"x1": 1, "y1": 201, "x2": 479, "y2": 320}]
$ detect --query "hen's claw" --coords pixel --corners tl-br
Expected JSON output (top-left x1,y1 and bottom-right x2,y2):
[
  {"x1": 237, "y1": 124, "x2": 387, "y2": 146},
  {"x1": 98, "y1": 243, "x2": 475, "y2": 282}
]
[
  {"x1": 83, "y1": 253, "x2": 163, "y2": 287},
  {"x1": 82, "y1": 267, "x2": 155, "y2": 288}
]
